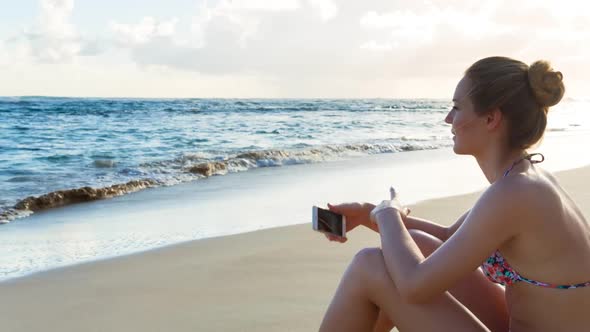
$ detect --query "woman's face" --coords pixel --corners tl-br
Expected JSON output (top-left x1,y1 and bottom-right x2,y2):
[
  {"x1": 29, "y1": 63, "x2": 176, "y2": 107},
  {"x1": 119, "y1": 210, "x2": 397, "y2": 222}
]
[{"x1": 444, "y1": 77, "x2": 486, "y2": 155}]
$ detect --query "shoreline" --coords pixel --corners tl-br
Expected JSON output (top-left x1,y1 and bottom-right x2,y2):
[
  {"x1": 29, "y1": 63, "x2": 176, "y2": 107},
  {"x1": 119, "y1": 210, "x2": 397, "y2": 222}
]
[
  {"x1": 0, "y1": 146, "x2": 484, "y2": 281},
  {"x1": 1, "y1": 138, "x2": 590, "y2": 282},
  {"x1": 3, "y1": 127, "x2": 589, "y2": 226}
]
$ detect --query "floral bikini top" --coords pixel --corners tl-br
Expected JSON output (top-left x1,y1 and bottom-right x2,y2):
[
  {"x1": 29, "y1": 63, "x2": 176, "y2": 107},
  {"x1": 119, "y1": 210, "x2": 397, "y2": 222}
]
[{"x1": 481, "y1": 153, "x2": 590, "y2": 289}]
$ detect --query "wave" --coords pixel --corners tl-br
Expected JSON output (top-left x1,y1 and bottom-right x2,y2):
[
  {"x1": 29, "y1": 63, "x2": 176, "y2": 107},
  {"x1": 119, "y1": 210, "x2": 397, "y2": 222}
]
[
  {"x1": 93, "y1": 159, "x2": 117, "y2": 168},
  {"x1": 7, "y1": 176, "x2": 35, "y2": 183},
  {"x1": 168, "y1": 141, "x2": 447, "y2": 177},
  {"x1": 42, "y1": 154, "x2": 83, "y2": 163},
  {"x1": 255, "y1": 129, "x2": 281, "y2": 135},
  {"x1": 0, "y1": 179, "x2": 156, "y2": 224},
  {"x1": 0, "y1": 209, "x2": 32, "y2": 224},
  {"x1": 0, "y1": 141, "x2": 449, "y2": 224},
  {"x1": 150, "y1": 140, "x2": 449, "y2": 180}
]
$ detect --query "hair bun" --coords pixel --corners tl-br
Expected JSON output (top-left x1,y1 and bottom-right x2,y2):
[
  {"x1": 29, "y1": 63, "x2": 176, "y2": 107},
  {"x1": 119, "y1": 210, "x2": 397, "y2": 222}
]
[{"x1": 528, "y1": 60, "x2": 565, "y2": 107}]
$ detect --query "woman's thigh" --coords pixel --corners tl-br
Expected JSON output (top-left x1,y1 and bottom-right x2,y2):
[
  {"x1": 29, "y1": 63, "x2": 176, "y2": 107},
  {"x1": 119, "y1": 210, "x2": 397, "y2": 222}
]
[
  {"x1": 355, "y1": 247, "x2": 490, "y2": 332},
  {"x1": 408, "y1": 229, "x2": 509, "y2": 332}
]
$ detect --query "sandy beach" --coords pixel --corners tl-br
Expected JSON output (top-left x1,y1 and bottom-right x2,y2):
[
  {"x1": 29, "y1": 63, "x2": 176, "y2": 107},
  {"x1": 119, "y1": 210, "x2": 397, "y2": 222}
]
[
  {"x1": 0, "y1": 165, "x2": 588, "y2": 331},
  {"x1": 2, "y1": 1, "x2": 589, "y2": 331}
]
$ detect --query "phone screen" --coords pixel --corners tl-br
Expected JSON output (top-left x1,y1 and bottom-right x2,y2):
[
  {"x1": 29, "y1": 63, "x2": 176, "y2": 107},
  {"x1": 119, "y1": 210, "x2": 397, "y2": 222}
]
[{"x1": 315, "y1": 207, "x2": 344, "y2": 237}]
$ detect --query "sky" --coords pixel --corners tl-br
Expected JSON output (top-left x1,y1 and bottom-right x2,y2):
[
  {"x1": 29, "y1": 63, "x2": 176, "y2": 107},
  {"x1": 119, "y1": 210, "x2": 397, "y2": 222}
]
[{"x1": 0, "y1": 0, "x2": 588, "y2": 98}]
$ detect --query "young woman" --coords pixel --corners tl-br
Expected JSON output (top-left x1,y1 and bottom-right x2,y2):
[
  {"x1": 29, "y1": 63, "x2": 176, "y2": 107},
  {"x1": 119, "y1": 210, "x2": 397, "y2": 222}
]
[{"x1": 319, "y1": 57, "x2": 590, "y2": 332}]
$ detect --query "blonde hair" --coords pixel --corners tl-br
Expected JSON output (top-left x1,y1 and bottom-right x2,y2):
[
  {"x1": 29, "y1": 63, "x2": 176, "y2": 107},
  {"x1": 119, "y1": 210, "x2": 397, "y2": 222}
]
[{"x1": 465, "y1": 56, "x2": 565, "y2": 150}]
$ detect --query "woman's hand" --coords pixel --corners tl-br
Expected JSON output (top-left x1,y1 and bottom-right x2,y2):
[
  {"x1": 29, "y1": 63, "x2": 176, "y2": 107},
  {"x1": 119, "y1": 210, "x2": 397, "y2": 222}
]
[
  {"x1": 324, "y1": 202, "x2": 376, "y2": 243},
  {"x1": 370, "y1": 187, "x2": 411, "y2": 224}
]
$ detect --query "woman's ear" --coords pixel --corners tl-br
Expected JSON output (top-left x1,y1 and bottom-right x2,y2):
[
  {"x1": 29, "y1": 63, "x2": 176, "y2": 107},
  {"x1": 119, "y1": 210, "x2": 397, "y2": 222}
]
[{"x1": 486, "y1": 108, "x2": 502, "y2": 130}]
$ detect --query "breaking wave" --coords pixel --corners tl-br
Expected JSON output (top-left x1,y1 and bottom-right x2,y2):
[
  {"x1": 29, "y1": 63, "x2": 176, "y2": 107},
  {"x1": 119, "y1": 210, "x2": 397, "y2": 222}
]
[{"x1": 0, "y1": 141, "x2": 448, "y2": 224}]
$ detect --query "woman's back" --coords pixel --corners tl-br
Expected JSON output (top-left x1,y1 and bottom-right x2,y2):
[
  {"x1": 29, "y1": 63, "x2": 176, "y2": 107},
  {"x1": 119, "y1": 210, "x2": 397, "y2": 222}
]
[{"x1": 500, "y1": 166, "x2": 590, "y2": 331}]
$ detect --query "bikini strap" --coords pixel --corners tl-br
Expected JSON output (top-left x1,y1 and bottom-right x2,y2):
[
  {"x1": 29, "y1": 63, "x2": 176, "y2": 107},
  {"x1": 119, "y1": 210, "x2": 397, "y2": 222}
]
[
  {"x1": 503, "y1": 153, "x2": 545, "y2": 177},
  {"x1": 527, "y1": 153, "x2": 545, "y2": 164}
]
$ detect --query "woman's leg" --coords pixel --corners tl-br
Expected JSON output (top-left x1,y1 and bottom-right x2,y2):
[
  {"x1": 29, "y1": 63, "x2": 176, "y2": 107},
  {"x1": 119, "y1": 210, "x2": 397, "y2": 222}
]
[
  {"x1": 392, "y1": 230, "x2": 509, "y2": 332},
  {"x1": 320, "y1": 229, "x2": 509, "y2": 332}
]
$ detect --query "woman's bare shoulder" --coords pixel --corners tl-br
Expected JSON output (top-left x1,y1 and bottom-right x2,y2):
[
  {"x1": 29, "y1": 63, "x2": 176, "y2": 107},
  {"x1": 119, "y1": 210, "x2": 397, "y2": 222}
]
[
  {"x1": 536, "y1": 167, "x2": 562, "y2": 186},
  {"x1": 484, "y1": 170, "x2": 560, "y2": 223},
  {"x1": 497, "y1": 167, "x2": 559, "y2": 197},
  {"x1": 489, "y1": 171, "x2": 550, "y2": 201}
]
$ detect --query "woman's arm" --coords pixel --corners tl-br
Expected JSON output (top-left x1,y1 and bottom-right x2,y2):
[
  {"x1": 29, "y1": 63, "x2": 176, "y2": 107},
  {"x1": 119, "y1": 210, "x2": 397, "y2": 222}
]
[
  {"x1": 404, "y1": 215, "x2": 452, "y2": 242},
  {"x1": 365, "y1": 210, "x2": 470, "y2": 242},
  {"x1": 374, "y1": 182, "x2": 524, "y2": 304}
]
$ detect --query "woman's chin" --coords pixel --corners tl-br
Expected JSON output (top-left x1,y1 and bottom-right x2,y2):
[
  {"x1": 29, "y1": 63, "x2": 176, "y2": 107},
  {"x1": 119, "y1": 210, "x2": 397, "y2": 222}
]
[{"x1": 452, "y1": 141, "x2": 466, "y2": 155}]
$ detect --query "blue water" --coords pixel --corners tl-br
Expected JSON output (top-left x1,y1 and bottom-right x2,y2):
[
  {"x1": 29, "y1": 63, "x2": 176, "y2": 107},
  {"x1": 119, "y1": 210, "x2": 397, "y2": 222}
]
[
  {"x1": 1, "y1": 97, "x2": 589, "y2": 223},
  {"x1": 1, "y1": 96, "x2": 590, "y2": 281}
]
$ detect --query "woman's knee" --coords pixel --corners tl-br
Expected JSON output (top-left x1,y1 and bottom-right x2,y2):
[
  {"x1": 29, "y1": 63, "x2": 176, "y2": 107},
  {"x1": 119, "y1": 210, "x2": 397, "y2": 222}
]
[
  {"x1": 350, "y1": 230, "x2": 443, "y2": 277},
  {"x1": 350, "y1": 247, "x2": 401, "y2": 291},
  {"x1": 351, "y1": 247, "x2": 384, "y2": 272},
  {"x1": 346, "y1": 230, "x2": 444, "y2": 293},
  {"x1": 349, "y1": 248, "x2": 389, "y2": 282},
  {"x1": 349, "y1": 231, "x2": 507, "y2": 331}
]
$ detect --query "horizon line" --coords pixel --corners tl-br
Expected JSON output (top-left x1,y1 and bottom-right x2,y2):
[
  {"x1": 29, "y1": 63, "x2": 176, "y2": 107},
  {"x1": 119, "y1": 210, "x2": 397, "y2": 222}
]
[{"x1": 0, "y1": 95, "x2": 454, "y2": 100}]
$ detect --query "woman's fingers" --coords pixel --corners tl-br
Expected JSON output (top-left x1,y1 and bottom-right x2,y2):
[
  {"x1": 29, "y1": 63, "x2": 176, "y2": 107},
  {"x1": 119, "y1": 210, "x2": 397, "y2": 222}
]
[
  {"x1": 403, "y1": 207, "x2": 411, "y2": 216},
  {"x1": 388, "y1": 187, "x2": 411, "y2": 217},
  {"x1": 334, "y1": 235, "x2": 347, "y2": 243},
  {"x1": 327, "y1": 202, "x2": 361, "y2": 214},
  {"x1": 324, "y1": 233, "x2": 347, "y2": 243},
  {"x1": 327, "y1": 203, "x2": 340, "y2": 213}
]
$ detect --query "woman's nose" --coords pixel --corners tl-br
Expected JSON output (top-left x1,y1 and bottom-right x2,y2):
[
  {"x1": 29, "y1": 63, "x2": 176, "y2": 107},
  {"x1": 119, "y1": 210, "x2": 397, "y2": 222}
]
[{"x1": 444, "y1": 111, "x2": 453, "y2": 124}]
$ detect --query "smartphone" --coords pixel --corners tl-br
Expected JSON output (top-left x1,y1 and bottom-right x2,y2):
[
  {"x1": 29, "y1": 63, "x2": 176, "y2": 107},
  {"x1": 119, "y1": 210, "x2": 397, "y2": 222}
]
[{"x1": 312, "y1": 206, "x2": 346, "y2": 238}]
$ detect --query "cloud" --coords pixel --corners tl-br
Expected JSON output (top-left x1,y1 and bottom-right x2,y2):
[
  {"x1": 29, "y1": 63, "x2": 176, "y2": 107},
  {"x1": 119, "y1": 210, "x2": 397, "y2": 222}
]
[
  {"x1": 23, "y1": 0, "x2": 80, "y2": 62},
  {"x1": 107, "y1": 0, "x2": 589, "y2": 95},
  {"x1": 39, "y1": 0, "x2": 76, "y2": 36},
  {"x1": 110, "y1": 0, "x2": 347, "y2": 77},
  {"x1": 121, "y1": 0, "x2": 567, "y2": 85},
  {"x1": 359, "y1": 40, "x2": 394, "y2": 51},
  {"x1": 307, "y1": 0, "x2": 338, "y2": 21},
  {"x1": 189, "y1": 0, "x2": 305, "y2": 48},
  {"x1": 359, "y1": 2, "x2": 511, "y2": 50},
  {"x1": 110, "y1": 17, "x2": 179, "y2": 46},
  {"x1": 17, "y1": 0, "x2": 105, "y2": 63},
  {"x1": 358, "y1": 0, "x2": 590, "y2": 53},
  {"x1": 7, "y1": 0, "x2": 587, "y2": 98},
  {"x1": 213, "y1": 0, "x2": 300, "y2": 12},
  {"x1": 354, "y1": 0, "x2": 590, "y2": 76},
  {"x1": 78, "y1": 38, "x2": 106, "y2": 56}
]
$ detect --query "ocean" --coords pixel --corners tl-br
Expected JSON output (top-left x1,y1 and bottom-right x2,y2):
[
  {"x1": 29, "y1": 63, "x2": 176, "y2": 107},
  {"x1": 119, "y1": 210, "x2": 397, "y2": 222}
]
[
  {"x1": 0, "y1": 97, "x2": 458, "y2": 222},
  {"x1": 1, "y1": 97, "x2": 589, "y2": 281}
]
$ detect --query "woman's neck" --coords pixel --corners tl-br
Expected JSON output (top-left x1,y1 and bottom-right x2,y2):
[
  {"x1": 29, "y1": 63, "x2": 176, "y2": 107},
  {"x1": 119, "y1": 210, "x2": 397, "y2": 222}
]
[{"x1": 475, "y1": 147, "x2": 528, "y2": 184}]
